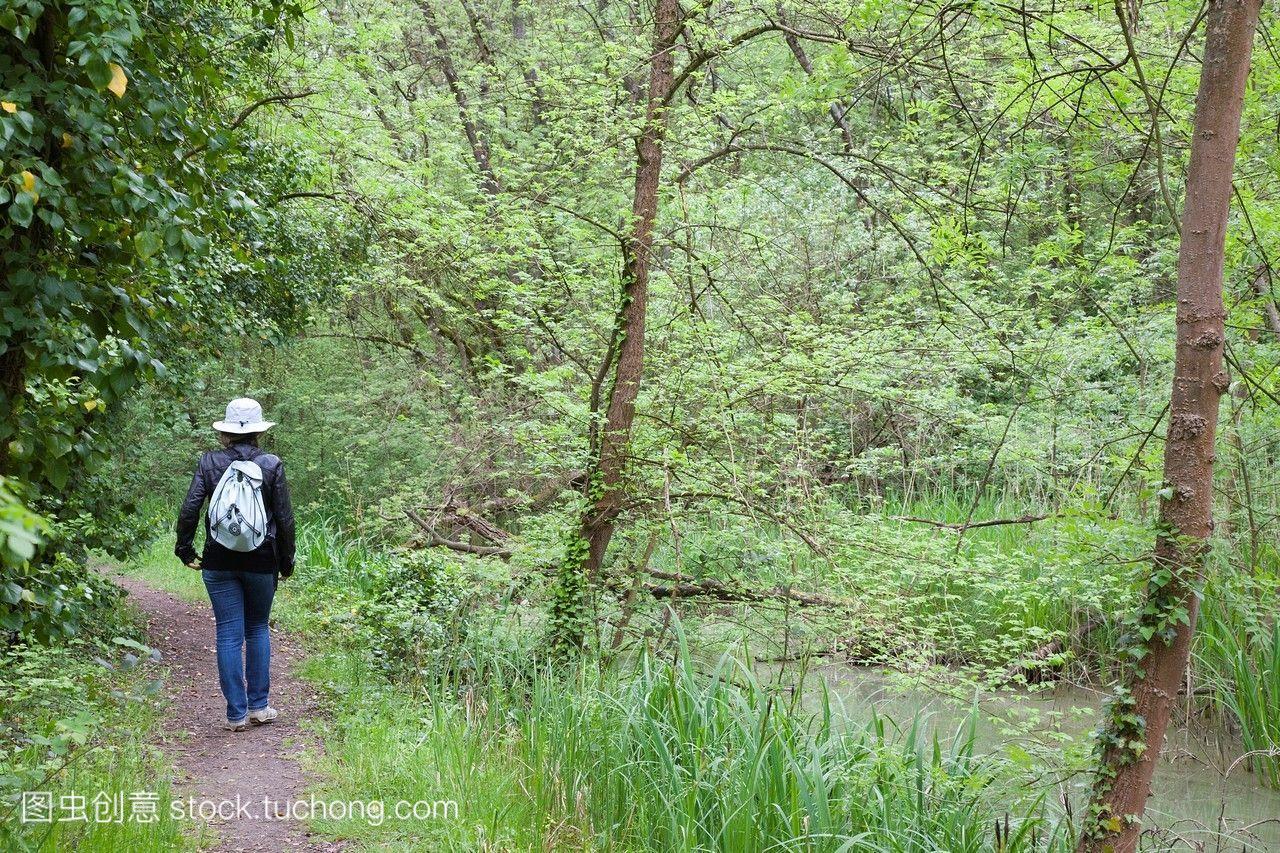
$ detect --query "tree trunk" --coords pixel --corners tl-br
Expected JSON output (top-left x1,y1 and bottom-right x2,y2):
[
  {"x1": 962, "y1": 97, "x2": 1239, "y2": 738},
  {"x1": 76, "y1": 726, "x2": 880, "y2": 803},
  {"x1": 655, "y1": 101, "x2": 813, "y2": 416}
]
[
  {"x1": 417, "y1": 0, "x2": 500, "y2": 195},
  {"x1": 1078, "y1": 1, "x2": 1261, "y2": 850},
  {"x1": 1251, "y1": 268, "x2": 1280, "y2": 337},
  {"x1": 549, "y1": 0, "x2": 683, "y2": 654},
  {"x1": 581, "y1": 0, "x2": 681, "y2": 571}
]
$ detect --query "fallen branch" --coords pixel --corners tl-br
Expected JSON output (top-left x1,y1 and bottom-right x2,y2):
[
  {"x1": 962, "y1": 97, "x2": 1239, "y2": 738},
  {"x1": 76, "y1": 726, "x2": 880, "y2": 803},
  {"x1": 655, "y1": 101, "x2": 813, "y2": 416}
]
[
  {"x1": 610, "y1": 568, "x2": 855, "y2": 609},
  {"x1": 892, "y1": 512, "x2": 1054, "y2": 532},
  {"x1": 404, "y1": 507, "x2": 512, "y2": 559},
  {"x1": 183, "y1": 90, "x2": 317, "y2": 161}
]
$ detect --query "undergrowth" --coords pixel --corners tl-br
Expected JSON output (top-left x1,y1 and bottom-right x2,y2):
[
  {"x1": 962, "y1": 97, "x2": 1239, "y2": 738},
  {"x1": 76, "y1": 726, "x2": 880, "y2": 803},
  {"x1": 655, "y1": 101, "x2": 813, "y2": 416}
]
[{"x1": 0, "y1": 580, "x2": 196, "y2": 852}]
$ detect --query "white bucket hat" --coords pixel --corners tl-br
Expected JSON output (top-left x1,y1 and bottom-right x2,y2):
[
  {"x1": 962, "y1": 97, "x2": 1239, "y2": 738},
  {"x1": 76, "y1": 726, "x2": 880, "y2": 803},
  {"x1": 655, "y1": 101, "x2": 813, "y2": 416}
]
[{"x1": 213, "y1": 398, "x2": 276, "y2": 434}]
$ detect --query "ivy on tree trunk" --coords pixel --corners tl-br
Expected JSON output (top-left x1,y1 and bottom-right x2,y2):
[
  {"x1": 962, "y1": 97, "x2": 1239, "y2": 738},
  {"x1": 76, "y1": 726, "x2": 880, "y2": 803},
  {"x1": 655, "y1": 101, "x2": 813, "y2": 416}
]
[{"x1": 1079, "y1": 1, "x2": 1264, "y2": 848}]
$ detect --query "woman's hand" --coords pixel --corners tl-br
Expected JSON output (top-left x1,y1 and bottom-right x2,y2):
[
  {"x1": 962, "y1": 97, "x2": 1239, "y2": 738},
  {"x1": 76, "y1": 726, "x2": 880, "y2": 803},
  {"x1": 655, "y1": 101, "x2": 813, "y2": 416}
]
[{"x1": 186, "y1": 559, "x2": 202, "y2": 570}]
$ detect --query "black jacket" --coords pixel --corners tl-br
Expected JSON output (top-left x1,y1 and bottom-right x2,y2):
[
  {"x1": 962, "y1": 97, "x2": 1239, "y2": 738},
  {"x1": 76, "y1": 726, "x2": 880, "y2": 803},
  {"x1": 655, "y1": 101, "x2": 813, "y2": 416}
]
[{"x1": 175, "y1": 442, "x2": 296, "y2": 576}]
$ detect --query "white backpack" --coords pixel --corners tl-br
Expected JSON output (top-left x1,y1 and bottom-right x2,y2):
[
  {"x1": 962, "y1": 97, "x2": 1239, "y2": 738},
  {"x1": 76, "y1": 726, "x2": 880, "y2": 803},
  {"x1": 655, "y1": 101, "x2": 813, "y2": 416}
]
[{"x1": 207, "y1": 460, "x2": 267, "y2": 552}]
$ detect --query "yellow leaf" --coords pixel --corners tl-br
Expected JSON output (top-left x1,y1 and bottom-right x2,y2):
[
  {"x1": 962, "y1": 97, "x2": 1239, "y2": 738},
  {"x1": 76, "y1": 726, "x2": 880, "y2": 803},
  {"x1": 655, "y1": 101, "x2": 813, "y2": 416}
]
[
  {"x1": 107, "y1": 63, "x2": 127, "y2": 98},
  {"x1": 1, "y1": 102, "x2": 16, "y2": 113},
  {"x1": 84, "y1": 399, "x2": 98, "y2": 412},
  {"x1": 61, "y1": 132, "x2": 73, "y2": 148},
  {"x1": 21, "y1": 170, "x2": 35, "y2": 192}
]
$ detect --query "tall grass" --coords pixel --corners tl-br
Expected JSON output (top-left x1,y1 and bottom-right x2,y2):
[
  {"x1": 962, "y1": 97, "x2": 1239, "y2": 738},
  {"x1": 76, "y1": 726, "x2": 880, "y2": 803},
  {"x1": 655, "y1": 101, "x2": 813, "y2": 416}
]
[
  {"x1": 1198, "y1": 592, "x2": 1280, "y2": 788},
  {"x1": 295, "y1": 516, "x2": 389, "y2": 600},
  {"x1": 306, "y1": 625, "x2": 1072, "y2": 851}
]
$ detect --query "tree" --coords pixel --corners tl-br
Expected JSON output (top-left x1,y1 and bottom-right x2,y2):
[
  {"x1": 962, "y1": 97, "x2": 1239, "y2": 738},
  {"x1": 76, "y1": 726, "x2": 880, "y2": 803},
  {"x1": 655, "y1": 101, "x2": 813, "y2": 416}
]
[
  {"x1": 0, "y1": 0, "x2": 334, "y2": 639},
  {"x1": 548, "y1": 0, "x2": 685, "y2": 655},
  {"x1": 1079, "y1": 0, "x2": 1264, "y2": 849}
]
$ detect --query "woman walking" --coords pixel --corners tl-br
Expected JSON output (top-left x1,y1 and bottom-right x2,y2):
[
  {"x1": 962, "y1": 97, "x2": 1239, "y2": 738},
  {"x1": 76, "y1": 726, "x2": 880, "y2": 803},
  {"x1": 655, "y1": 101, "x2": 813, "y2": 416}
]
[{"x1": 175, "y1": 398, "x2": 296, "y2": 731}]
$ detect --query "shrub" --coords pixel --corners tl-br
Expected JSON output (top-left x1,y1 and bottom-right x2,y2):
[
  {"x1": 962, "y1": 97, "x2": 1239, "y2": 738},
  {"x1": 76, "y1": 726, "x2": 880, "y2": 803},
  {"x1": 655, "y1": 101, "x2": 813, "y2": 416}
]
[{"x1": 361, "y1": 551, "x2": 464, "y2": 680}]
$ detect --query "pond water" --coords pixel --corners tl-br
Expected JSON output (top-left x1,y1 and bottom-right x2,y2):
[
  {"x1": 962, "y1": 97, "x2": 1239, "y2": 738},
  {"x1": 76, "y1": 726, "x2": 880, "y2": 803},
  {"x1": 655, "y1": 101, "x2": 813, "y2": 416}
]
[{"x1": 762, "y1": 662, "x2": 1280, "y2": 850}]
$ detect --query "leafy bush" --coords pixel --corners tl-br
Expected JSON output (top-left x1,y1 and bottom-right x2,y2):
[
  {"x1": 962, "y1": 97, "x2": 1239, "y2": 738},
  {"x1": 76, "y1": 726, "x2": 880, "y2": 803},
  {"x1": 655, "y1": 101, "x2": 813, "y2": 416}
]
[
  {"x1": 1, "y1": 551, "x2": 123, "y2": 644},
  {"x1": 0, "y1": 478, "x2": 45, "y2": 568},
  {"x1": 361, "y1": 551, "x2": 464, "y2": 680},
  {"x1": 281, "y1": 523, "x2": 468, "y2": 682}
]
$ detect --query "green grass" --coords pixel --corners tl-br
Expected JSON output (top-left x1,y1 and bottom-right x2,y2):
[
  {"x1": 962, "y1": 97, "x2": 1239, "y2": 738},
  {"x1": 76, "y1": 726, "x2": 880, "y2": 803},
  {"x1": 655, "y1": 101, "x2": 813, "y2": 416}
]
[
  {"x1": 298, "y1": 623, "x2": 1071, "y2": 852},
  {"x1": 1198, "y1": 586, "x2": 1280, "y2": 788},
  {"x1": 117, "y1": 539, "x2": 207, "y2": 603},
  {"x1": 0, "y1": 603, "x2": 201, "y2": 852}
]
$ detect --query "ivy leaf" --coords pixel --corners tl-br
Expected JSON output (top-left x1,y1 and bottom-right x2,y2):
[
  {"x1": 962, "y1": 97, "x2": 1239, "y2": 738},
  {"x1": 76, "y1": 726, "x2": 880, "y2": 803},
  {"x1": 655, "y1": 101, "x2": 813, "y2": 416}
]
[
  {"x1": 0, "y1": 101, "x2": 15, "y2": 113},
  {"x1": 108, "y1": 63, "x2": 128, "y2": 98}
]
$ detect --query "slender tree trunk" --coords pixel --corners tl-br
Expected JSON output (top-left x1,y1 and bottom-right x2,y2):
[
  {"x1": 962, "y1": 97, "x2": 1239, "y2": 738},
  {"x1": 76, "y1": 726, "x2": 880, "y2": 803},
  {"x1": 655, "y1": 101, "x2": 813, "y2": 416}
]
[
  {"x1": 1078, "y1": 1, "x2": 1261, "y2": 850},
  {"x1": 550, "y1": 0, "x2": 683, "y2": 654},
  {"x1": 583, "y1": 0, "x2": 680, "y2": 563},
  {"x1": 777, "y1": 9, "x2": 855, "y2": 152},
  {"x1": 417, "y1": 0, "x2": 500, "y2": 195},
  {"x1": 511, "y1": 0, "x2": 545, "y2": 124},
  {"x1": 583, "y1": 0, "x2": 682, "y2": 571},
  {"x1": 1251, "y1": 268, "x2": 1280, "y2": 337}
]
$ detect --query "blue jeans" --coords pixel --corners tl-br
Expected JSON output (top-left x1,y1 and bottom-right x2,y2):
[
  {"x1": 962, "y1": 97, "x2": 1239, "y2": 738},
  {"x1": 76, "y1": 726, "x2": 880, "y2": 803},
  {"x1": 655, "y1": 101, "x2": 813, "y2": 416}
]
[{"x1": 202, "y1": 570, "x2": 276, "y2": 722}]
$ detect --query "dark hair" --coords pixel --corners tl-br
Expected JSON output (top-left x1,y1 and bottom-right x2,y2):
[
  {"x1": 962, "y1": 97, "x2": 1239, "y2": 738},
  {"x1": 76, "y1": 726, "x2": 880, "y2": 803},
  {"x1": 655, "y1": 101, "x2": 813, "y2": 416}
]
[{"x1": 219, "y1": 431, "x2": 262, "y2": 446}]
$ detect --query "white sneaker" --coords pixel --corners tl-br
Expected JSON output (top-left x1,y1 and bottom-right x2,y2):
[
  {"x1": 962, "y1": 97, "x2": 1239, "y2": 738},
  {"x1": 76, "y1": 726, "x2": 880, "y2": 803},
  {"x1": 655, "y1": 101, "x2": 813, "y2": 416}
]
[
  {"x1": 248, "y1": 706, "x2": 278, "y2": 725},
  {"x1": 223, "y1": 718, "x2": 248, "y2": 731}
]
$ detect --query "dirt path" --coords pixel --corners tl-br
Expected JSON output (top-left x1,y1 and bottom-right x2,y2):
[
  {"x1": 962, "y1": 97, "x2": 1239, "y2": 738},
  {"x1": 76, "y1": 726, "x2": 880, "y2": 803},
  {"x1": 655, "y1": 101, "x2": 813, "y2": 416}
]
[{"x1": 112, "y1": 571, "x2": 343, "y2": 852}]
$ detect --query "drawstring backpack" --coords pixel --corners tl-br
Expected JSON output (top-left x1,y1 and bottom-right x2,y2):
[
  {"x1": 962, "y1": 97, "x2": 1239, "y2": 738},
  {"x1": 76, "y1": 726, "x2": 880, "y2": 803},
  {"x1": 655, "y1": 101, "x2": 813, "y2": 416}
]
[{"x1": 207, "y1": 460, "x2": 267, "y2": 551}]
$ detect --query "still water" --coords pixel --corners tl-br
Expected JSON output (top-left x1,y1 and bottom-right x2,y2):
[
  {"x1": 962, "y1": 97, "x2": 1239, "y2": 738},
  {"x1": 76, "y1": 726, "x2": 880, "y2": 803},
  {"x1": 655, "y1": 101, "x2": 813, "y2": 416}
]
[{"x1": 762, "y1": 662, "x2": 1280, "y2": 850}]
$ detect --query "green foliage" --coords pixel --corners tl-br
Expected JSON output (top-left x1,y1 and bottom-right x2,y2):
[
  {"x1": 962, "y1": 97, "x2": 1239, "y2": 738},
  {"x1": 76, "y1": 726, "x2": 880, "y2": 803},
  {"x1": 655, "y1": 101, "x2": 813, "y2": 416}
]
[
  {"x1": 361, "y1": 550, "x2": 464, "y2": 679},
  {"x1": 10, "y1": 0, "x2": 1280, "y2": 845},
  {"x1": 548, "y1": 527, "x2": 590, "y2": 660},
  {"x1": 0, "y1": 477, "x2": 45, "y2": 568},
  {"x1": 0, "y1": 550, "x2": 122, "y2": 644},
  {"x1": 0, "y1": 0, "x2": 350, "y2": 647},
  {"x1": 304, "y1": 624, "x2": 1071, "y2": 851},
  {"x1": 0, "y1": 591, "x2": 187, "y2": 852}
]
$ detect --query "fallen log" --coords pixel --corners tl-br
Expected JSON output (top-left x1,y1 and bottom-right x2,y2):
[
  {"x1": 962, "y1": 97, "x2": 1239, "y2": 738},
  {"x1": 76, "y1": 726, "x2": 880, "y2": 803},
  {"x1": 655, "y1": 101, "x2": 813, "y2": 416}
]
[
  {"x1": 450, "y1": 506, "x2": 510, "y2": 543},
  {"x1": 997, "y1": 615, "x2": 1104, "y2": 685},
  {"x1": 605, "y1": 569, "x2": 856, "y2": 610}
]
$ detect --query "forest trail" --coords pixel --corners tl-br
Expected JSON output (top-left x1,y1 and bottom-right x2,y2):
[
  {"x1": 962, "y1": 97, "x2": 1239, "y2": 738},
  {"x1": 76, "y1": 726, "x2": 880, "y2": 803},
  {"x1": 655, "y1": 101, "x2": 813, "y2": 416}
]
[{"x1": 112, "y1": 572, "x2": 342, "y2": 852}]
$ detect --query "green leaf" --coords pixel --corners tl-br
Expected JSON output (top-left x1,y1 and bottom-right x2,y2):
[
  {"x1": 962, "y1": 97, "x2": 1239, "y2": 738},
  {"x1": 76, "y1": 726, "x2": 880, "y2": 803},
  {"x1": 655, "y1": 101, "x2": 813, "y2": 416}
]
[
  {"x1": 134, "y1": 230, "x2": 163, "y2": 261},
  {"x1": 9, "y1": 192, "x2": 33, "y2": 227}
]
